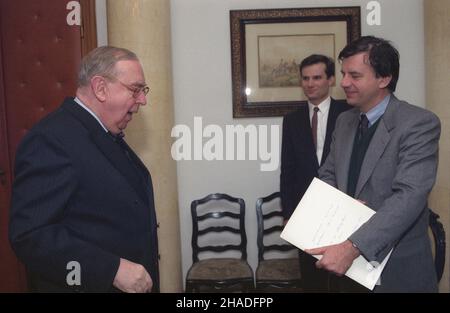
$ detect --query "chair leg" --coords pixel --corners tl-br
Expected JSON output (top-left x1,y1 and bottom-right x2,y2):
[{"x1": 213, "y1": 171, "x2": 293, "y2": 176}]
[
  {"x1": 185, "y1": 281, "x2": 193, "y2": 293},
  {"x1": 244, "y1": 281, "x2": 254, "y2": 292}
]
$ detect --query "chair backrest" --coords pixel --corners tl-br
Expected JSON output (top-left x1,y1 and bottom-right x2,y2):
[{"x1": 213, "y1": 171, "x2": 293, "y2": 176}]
[
  {"x1": 191, "y1": 193, "x2": 247, "y2": 263},
  {"x1": 429, "y1": 208, "x2": 446, "y2": 282},
  {"x1": 256, "y1": 192, "x2": 297, "y2": 261}
]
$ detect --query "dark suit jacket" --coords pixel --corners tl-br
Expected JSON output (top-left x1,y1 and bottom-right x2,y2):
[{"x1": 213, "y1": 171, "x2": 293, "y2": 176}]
[
  {"x1": 9, "y1": 97, "x2": 159, "y2": 292},
  {"x1": 280, "y1": 99, "x2": 350, "y2": 218}
]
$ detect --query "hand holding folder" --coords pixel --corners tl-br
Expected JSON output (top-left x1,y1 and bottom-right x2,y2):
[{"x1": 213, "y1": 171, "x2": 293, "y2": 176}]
[{"x1": 280, "y1": 178, "x2": 392, "y2": 290}]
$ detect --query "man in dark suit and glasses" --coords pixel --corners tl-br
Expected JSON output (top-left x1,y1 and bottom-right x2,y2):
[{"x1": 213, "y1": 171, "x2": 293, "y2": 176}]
[
  {"x1": 9, "y1": 46, "x2": 159, "y2": 293},
  {"x1": 280, "y1": 54, "x2": 350, "y2": 292}
]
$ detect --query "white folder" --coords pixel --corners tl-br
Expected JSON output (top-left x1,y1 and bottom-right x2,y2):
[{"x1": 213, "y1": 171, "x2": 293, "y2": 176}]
[{"x1": 280, "y1": 178, "x2": 392, "y2": 290}]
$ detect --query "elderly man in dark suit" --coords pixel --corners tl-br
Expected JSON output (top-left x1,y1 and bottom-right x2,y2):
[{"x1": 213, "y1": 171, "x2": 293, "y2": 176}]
[
  {"x1": 280, "y1": 54, "x2": 349, "y2": 292},
  {"x1": 9, "y1": 46, "x2": 159, "y2": 292},
  {"x1": 307, "y1": 36, "x2": 440, "y2": 292}
]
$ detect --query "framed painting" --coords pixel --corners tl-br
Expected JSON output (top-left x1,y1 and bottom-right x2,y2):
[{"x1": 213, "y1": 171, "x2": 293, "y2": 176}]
[{"x1": 230, "y1": 7, "x2": 361, "y2": 117}]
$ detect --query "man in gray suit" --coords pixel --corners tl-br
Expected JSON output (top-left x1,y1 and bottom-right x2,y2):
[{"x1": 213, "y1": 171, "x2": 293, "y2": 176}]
[{"x1": 305, "y1": 36, "x2": 441, "y2": 292}]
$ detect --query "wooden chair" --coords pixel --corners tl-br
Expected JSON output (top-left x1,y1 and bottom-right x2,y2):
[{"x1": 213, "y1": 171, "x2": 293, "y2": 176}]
[
  {"x1": 255, "y1": 192, "x2": 302, "y2": 292},
  {"x1": 429, "y1": 208, "x2": 446, "y2": 282},
  {"x1": 185, "y1": 193, "x2": 254, "y2": 292}
]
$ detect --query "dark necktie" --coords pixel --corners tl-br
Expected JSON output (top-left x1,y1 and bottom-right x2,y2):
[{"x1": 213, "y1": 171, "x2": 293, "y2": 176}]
[
  {"x1": 113, "y1": 132, "x2": 132, "y2": 160},
  {"x1": 109, "y1": 131, "x2": 125, "y2": 142},
  {"x1": 311, "y1": 106, "x2": 319, "y2": 150},
  {"x1": 358, "y1": 114, "x2": 369, "y2": 141}
]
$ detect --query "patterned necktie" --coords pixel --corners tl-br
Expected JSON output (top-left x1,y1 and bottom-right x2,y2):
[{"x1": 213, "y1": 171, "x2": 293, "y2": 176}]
[
  {"x1": 109, "y1": 131, "x2": 125, "y2": 142},
  {"x1": 358, "y1": 114, "x2": 369, "y2": 141},
  {"x1": 311, "y1": 106, "x2": 320, "y2": 150}
]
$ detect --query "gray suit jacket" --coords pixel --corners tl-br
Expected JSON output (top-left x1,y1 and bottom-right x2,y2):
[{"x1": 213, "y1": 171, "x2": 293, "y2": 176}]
[{"x1": 318, "y1": 95, "x2": 440, "y2": 292}]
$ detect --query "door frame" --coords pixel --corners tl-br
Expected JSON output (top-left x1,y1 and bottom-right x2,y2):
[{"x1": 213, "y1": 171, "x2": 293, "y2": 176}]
[{"x1": 81, "y1": 0, "x2": 98, "y2": 56}]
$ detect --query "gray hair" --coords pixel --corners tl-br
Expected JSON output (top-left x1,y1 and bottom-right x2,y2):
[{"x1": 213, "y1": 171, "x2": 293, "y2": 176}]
[{"x1": 78, "y1": 46, "x2": 138, "y2": 86}]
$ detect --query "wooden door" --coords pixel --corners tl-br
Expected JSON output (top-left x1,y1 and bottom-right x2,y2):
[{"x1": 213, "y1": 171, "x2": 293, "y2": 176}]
[{"x1": 0, "y1": 0, "x2": 96, "y2": 292}]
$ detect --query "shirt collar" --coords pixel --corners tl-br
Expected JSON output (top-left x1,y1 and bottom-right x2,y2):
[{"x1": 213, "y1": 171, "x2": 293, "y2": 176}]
[
  {"x1": 363, "y1": 94, "x2": 390, "y2": 127},
  {"x1": 308, "y1": 96, "x2": 331, "y2": 115},
  {"x1": 74, "y1": 97, "x2": 108, "y2": 132}
]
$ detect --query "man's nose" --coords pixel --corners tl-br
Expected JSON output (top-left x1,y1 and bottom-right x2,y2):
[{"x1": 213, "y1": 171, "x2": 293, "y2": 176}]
[
  {"x1": 341, "y1": 75, "x2": 350, "y2": 88},
  {"x1": 137, "y1": 91, "x2": 147, "y2": 106}
]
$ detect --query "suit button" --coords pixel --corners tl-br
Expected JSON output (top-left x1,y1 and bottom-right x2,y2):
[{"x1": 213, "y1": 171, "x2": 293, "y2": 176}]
[{"x1": 134, "y1": 200, "x2": 139, "y2": 205}]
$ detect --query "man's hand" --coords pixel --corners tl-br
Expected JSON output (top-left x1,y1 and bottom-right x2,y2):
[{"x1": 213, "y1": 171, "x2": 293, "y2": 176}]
[
  {"x1": 113, "y1": 258, "x2": 153, "y2": 293},
  {"x1": 305, "y1": 240, "x2": 360, "y2": 276}
]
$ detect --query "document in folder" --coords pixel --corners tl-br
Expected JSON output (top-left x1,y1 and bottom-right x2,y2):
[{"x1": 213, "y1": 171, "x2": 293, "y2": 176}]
[{"x1": 280, "y1": 178, "x2": 392, "y2": 290}]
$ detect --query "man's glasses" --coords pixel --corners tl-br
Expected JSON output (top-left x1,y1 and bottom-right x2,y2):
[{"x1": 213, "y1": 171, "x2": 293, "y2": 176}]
[{"x1": 111, "y1": 77, "x2": 150, "y2": 98}]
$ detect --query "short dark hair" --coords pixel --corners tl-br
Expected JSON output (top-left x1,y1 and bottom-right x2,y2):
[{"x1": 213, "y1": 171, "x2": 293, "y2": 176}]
[
  {"x1": 299, "y1": 54, "x2": 335, "y2": 79},
  {"x1": 338, "y1": 36, "x2": 400, "y2": 92}
]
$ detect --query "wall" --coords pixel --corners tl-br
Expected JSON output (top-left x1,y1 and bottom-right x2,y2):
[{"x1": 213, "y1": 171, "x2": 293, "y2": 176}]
[
  {"x1": 425, "y1": 0, "x2": 450, "y2": 293},
  {"x1": 171, "y1": 0, "x2": 426, "y2": 289},
  {"x1": 95, "y1": 0, "x2": 107, "y2": 46}
]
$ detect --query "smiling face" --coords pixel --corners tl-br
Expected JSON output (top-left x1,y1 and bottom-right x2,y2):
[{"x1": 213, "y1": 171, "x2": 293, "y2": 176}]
[
  {"x1": 101, "y1": 60, "x2": 148, "y2": 134},
  {"x1": 300, "y1": 62, "x2": 335, "y2": 106},
  {"x1": 340, "y1": 52, "x2": 391, "y2": 112}
]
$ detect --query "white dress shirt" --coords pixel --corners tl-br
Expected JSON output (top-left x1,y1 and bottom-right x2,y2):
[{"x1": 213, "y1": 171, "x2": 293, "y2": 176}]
[{"x1": 308, "y1": 97, "x2": 331, "y2": 164}]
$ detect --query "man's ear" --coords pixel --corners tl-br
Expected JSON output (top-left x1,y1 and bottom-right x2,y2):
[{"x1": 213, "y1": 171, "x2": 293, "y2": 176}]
[
  {"x1": 379, "y1": 75, "x2": 392, "y2": 89},
  {"x1": 90, "y1": 76, "x2": 108, "y2": 102}
]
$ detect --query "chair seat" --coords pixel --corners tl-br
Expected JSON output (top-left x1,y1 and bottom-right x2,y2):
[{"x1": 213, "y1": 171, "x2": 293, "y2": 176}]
[
  {"x1": 187, "y1": 258, "x2": 253, "y2": 281},
  {"x1": 256, "y1": 258, "x2": 301, "y2": 281},
  {"x1": 187, "y1": 194, "x2": 254, "y2": 292}
]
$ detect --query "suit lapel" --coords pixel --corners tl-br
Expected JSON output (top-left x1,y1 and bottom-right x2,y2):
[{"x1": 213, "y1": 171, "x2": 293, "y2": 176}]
[
  {"x1": 62, "y1": 98, "x2": 149, "y2": 203},
  {"x1": 354, "y1": 120, "x2": 390, "y2": 197},
  {"x1": 354, "y1": 97, "x2": 397, "y2": 197},
  {"x1": 336, "y1": 109, "x2": 359, "y2": 191},
  {"x1": 322, "y1": 99, "x2": 338, "y2": 166},
  {"x1": 121, "y1": 140, "x2": 150, "y2": 178},
  {"x1": 91, "y1": 131, "x2": 148, "y2": 199}
]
